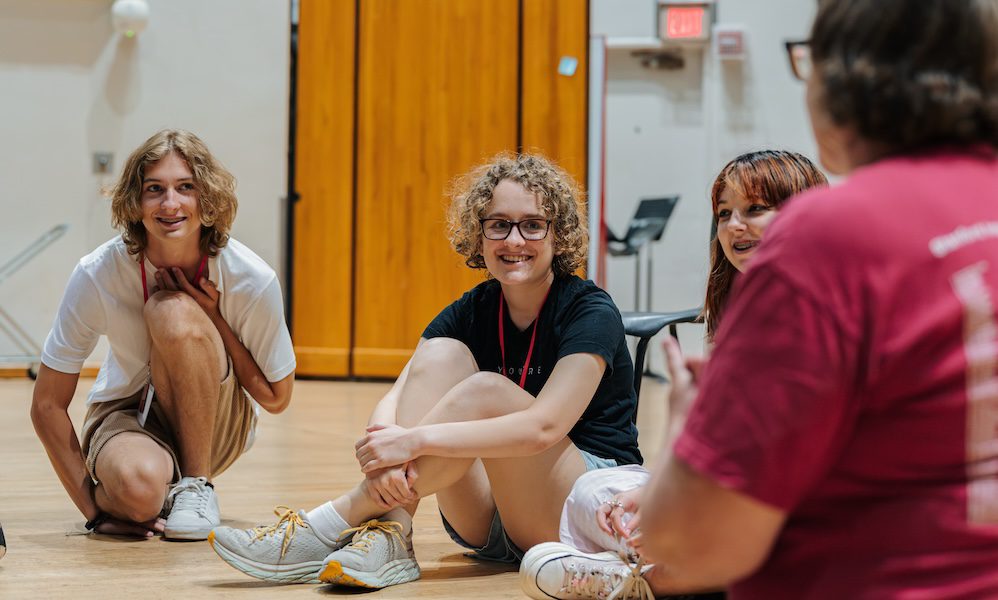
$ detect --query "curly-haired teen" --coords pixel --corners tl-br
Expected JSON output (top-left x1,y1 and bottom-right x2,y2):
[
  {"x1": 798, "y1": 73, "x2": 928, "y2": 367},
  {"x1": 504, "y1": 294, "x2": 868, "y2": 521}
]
[
  {"x1": 210, "y1": 153, "x2": 641, "y2": 589},
  {"x1": 31, "y1": 130, "x2": 295, "y2": 541},
  {"x1": 632, "y1": 0, "x2": 997, "y2": 598}
]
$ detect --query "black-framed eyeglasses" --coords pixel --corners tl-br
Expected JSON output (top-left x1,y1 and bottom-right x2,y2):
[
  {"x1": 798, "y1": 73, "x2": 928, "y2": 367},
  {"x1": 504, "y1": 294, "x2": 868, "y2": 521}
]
[
  {"x1": 784, "y1": 40, "x2": 812, "y2": 82},
  {"x1": 479, "y1": 218, "x2": 551, "y2": 241}
]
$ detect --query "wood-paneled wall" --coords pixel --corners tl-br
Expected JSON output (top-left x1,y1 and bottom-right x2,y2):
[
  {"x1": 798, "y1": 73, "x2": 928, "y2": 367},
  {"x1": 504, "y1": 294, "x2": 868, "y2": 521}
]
[
  {"x1": 293, "y1": 0, "x2": 588, "y2": 378},
  {"x1": 292, "y1": 0, "x2": 356, "y2": 376},
  {"x1": 352, "y1": 0, "x2": 520, "y2": 376},
  {"x1": 521, "y1": 0, "x2": 589, "y2": 189}
]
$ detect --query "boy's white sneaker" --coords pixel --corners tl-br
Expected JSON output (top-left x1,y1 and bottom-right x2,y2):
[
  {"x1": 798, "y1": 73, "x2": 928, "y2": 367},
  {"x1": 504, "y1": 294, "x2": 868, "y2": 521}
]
[{"x1": 164, "y1": 476, "x2": 220, "y2": 540}]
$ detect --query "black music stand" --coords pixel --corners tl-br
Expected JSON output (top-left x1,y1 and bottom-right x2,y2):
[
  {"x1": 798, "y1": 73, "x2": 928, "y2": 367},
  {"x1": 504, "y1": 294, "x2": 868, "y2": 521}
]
[
  {"x1": 606, "y1": 197, "x2": 679, "y2": 381},
  {"x1": 607, "y1": 198, "x2": 678, "y2": 310}
]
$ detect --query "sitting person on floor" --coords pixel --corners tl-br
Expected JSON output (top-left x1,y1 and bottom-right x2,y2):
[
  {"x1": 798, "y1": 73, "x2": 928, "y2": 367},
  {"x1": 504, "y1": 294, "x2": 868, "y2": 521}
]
[{"x1": 209, "y1": 153, "x2": 642, "y2": 589}]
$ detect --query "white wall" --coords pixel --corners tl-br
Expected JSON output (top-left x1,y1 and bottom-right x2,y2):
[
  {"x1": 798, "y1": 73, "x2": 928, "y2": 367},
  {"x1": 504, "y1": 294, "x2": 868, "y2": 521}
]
[
  {"x1": 0, "y1": 0, "x2": 289, "y2": 366},
  {"x1": 593, "y1": 0, "x2": 820, "y2": 356},
  {"x1": 0, "y1": 0, "x2": 818, "y2": 371}
]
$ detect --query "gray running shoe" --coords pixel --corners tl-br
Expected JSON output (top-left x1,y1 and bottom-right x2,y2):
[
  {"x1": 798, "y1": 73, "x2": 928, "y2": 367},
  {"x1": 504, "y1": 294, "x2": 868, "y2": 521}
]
[
  {"x1": 209, "y1": 506, "x2": 344, "y2": 583},
  {"x1": 318, "y1": 508, "x2": 419, "y2": 588}
]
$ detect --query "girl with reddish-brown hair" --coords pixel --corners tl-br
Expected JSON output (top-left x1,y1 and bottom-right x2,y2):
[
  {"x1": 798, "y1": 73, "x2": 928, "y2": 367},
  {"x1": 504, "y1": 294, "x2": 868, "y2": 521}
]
[{"x1": 703, "y1": 150, "x2": 827, "y2": 340}]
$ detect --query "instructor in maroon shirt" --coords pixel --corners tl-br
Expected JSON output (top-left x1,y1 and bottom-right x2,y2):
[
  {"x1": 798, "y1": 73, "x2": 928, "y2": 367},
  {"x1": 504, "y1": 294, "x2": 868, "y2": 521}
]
[{"x1": 635, "y1": 1, "x2": 998, "y2": 598}]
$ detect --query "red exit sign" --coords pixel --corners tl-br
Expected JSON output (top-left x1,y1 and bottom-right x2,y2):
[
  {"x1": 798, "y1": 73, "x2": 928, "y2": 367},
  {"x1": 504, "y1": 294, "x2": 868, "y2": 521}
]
[{"x1": 665, "y1": 6, "x2": 707, "y2": 40}]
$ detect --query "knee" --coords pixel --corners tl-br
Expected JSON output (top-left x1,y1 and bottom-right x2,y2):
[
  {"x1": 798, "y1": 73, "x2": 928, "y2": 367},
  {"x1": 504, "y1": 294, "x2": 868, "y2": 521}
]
[
  {"x1": 443, "y1": 371, "x2": 532, "y2": 418},
  {"x1": 144, "y1": 293, "x2": 211, "y2": 346},
  {"x1": 408, "y1": 338, "x2": 477, "y2": 379},
  {"x1": 102, "y1": 459, "x2": 171, "y2": 522}
]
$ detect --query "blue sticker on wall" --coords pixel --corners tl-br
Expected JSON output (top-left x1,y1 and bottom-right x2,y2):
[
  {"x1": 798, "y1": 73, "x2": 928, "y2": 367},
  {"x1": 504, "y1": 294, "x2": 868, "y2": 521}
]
[{"x1": 558, "y1": 56, "x2": 578, "y2": 77}]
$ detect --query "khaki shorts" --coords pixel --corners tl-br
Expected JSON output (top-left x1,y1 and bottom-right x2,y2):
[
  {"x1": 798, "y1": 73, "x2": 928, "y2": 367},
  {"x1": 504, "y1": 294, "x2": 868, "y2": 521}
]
[{"x1": 81, "y1": 364, "x2": 256, "y2": 485}]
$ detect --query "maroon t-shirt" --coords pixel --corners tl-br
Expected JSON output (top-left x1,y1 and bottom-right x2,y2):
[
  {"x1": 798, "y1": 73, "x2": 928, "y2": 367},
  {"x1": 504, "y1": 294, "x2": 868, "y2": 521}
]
[{"x1": 676, "y1": 149, "x2": 998, "y2": 599}]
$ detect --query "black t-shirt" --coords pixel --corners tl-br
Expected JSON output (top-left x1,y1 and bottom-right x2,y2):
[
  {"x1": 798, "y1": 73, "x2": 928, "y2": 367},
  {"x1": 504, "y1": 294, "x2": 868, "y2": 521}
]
[{"x1": 422, "y1": 274, "x2": 642, "y2": 465}]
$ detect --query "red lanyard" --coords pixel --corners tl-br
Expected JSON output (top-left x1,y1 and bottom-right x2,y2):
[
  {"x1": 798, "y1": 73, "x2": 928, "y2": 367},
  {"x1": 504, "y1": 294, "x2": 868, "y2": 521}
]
[
  {"x1": 498, "y1": 288, "x2": 550, "y2": 389},
  {"x1": 139, "y1": 254, "x2": 208, "y2": 303}
]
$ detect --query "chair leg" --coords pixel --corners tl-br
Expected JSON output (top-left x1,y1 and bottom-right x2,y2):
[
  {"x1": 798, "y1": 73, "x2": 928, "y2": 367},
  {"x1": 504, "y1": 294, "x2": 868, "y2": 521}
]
[{"x1": 632, "y1": 337, "x2": 651, "y2": 421}]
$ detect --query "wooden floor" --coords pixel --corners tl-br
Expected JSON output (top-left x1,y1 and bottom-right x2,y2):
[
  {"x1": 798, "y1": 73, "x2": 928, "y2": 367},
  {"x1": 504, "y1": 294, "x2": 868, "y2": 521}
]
[{"x1": 0, "y1": 377, "x2": 668, "y2": 599}]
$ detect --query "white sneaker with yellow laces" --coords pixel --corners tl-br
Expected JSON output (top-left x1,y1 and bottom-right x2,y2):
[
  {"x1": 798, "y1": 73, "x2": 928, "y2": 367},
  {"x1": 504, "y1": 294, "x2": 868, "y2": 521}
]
[
  {"x1": 209, "y1": 506, "x2": 344, "y2": 583},
  {"x1": 318, "y1": 507, "x2": 420, "y2": 588}
]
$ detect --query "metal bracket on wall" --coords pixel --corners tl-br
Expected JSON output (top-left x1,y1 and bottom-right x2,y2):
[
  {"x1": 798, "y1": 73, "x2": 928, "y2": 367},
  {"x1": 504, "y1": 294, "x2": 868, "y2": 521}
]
[{"x1": 631, "y1": 48, "x2": 685, "y2": 69}]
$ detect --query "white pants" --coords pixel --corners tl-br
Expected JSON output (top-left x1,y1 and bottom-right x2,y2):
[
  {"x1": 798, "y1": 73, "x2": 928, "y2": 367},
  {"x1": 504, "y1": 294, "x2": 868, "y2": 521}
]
[{"x1": 559, "y1": 464, "x2": 651, "y2": 555}]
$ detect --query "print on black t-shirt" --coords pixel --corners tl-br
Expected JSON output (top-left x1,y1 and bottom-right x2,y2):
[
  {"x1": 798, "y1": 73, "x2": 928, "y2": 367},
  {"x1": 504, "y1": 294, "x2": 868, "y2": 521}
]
[{"x1": 422, "y1": 275, "x2": 642, "y2": 466}]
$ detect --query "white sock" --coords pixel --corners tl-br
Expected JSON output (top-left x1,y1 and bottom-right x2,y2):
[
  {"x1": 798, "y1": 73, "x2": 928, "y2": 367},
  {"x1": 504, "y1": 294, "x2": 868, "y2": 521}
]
[
  {"x1": 306, "y1": 502, "x2": 350, "y2": 545},
  {"x1": 382, "y1": 507, "x2": 413, "y2": 537}
]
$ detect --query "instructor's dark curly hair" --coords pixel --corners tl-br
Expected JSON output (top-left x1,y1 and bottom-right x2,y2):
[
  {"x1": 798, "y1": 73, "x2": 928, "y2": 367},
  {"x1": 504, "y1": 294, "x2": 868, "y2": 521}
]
[{"x1": 810, "y1": 0, "x2": 997, "y2": 151}]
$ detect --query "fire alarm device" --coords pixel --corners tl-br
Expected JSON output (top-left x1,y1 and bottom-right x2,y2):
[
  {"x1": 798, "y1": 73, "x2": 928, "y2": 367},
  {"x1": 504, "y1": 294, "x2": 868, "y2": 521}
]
[{"x1": 714, "y1": 25, "x2": 746, "y2": 60}]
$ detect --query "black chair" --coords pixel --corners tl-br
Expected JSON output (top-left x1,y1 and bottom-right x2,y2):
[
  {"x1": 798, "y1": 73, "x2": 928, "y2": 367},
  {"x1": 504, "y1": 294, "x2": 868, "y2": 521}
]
[
  {"x1": 620, "y1": 210, "x2": 716, "y2": 399},
  {"x1": 621, "y1": 307, "x2": 702, "y2": 414}
]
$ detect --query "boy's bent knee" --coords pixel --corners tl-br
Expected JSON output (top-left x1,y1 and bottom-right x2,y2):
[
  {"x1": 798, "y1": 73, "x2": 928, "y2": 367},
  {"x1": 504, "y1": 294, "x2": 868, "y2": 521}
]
[
  {"x1": 99, "y1": 458, "x2": 171, "y2": 522},
  {"x1": 144, "y1": 293, "x2": 211, "y2": 341}
]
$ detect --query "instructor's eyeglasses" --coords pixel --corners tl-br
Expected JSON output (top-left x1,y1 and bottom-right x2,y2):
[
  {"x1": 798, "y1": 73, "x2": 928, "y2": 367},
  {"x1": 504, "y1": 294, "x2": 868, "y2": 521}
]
[
  {"x1": 480, "y1": 218, "x2": 551, "y2": 241},
  {"x1": 784, "y1": 40, "x2": 812, "y2": 82}
]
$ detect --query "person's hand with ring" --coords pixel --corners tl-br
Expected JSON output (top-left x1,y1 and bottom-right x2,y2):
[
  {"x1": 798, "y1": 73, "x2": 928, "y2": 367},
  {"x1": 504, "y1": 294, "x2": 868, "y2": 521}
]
[{"x1": 596, "y1": 486, "x2": 644, "y2": 540}]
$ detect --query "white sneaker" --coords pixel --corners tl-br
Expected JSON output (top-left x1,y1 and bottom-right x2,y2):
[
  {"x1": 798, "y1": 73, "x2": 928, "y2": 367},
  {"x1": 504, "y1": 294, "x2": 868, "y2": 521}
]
[
  {"x1": 520, "y1": 542, "x2": 655, "y2": 600},
  {"x1": 163, "y1": 476, "x2": 220, "y2": 540},
  {"x1": 318, "y1": 508, "x2": 420, "y2": 588},
  {"x1": 209, "y1": 506, "x2": 345, "y2": 583}
]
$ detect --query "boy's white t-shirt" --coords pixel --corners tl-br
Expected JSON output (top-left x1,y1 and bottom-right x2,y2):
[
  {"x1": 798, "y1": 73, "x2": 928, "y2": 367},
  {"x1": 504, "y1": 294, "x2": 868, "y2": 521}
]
[{"x1": 42, "y1": 236, "x2": 296, "y2": 408}]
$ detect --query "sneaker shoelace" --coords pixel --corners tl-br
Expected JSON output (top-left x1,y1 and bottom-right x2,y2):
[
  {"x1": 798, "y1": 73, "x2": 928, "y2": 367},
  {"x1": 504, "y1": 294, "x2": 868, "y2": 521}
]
[
  {"x1": 561, "y1": 554, "x2": 655, "y2": 600},
  {"x1": 167, "y1": 477, "x2": 210, "y2": 518},
  {"x1": 340, "y1": 519, "x2": 406, "y2": 554},
  {"x1": 252, "y1": 506, "x2": 307, "y2": 559}
]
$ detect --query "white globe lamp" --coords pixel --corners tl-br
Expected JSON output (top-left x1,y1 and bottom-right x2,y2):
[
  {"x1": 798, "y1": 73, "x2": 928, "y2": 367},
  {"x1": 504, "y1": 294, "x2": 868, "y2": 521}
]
[{"x1": 111, "y1": 0, "x2": 151, "y2": 38}]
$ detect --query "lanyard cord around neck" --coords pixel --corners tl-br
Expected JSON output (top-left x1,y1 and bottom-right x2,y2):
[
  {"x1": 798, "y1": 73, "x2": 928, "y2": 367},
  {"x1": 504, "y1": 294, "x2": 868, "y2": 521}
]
[
  {"x1": 139, "y1": 254, "x2": 208, "y2": 303},
  {"x1": 498, "y1": 287, "x2": 551, "y2": 389}
]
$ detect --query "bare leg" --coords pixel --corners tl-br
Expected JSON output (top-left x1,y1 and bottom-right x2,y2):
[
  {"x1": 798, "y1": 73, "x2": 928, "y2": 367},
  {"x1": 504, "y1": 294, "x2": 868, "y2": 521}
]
[
  {"x1": 331, "y1": 338, "x2": 497, "y2": 545},
  {"x1": 396, "y1": 368, "x2": 586, "y2": 549},
  {"x1": 395, "y1": 340, "x2": 496, "y2": 546},
  {"x1": 143, "y1": 291, "x2": 227, "y2": 478},
  {"x1": 335, "y1": 364, "x2": 585, "y2": 550},
  {"x1": 402, "y1": 369, "x2": 586, "y2": 547},
  {"x1": 94, "y1": 432, "x2": 174, "y2": 522}
]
